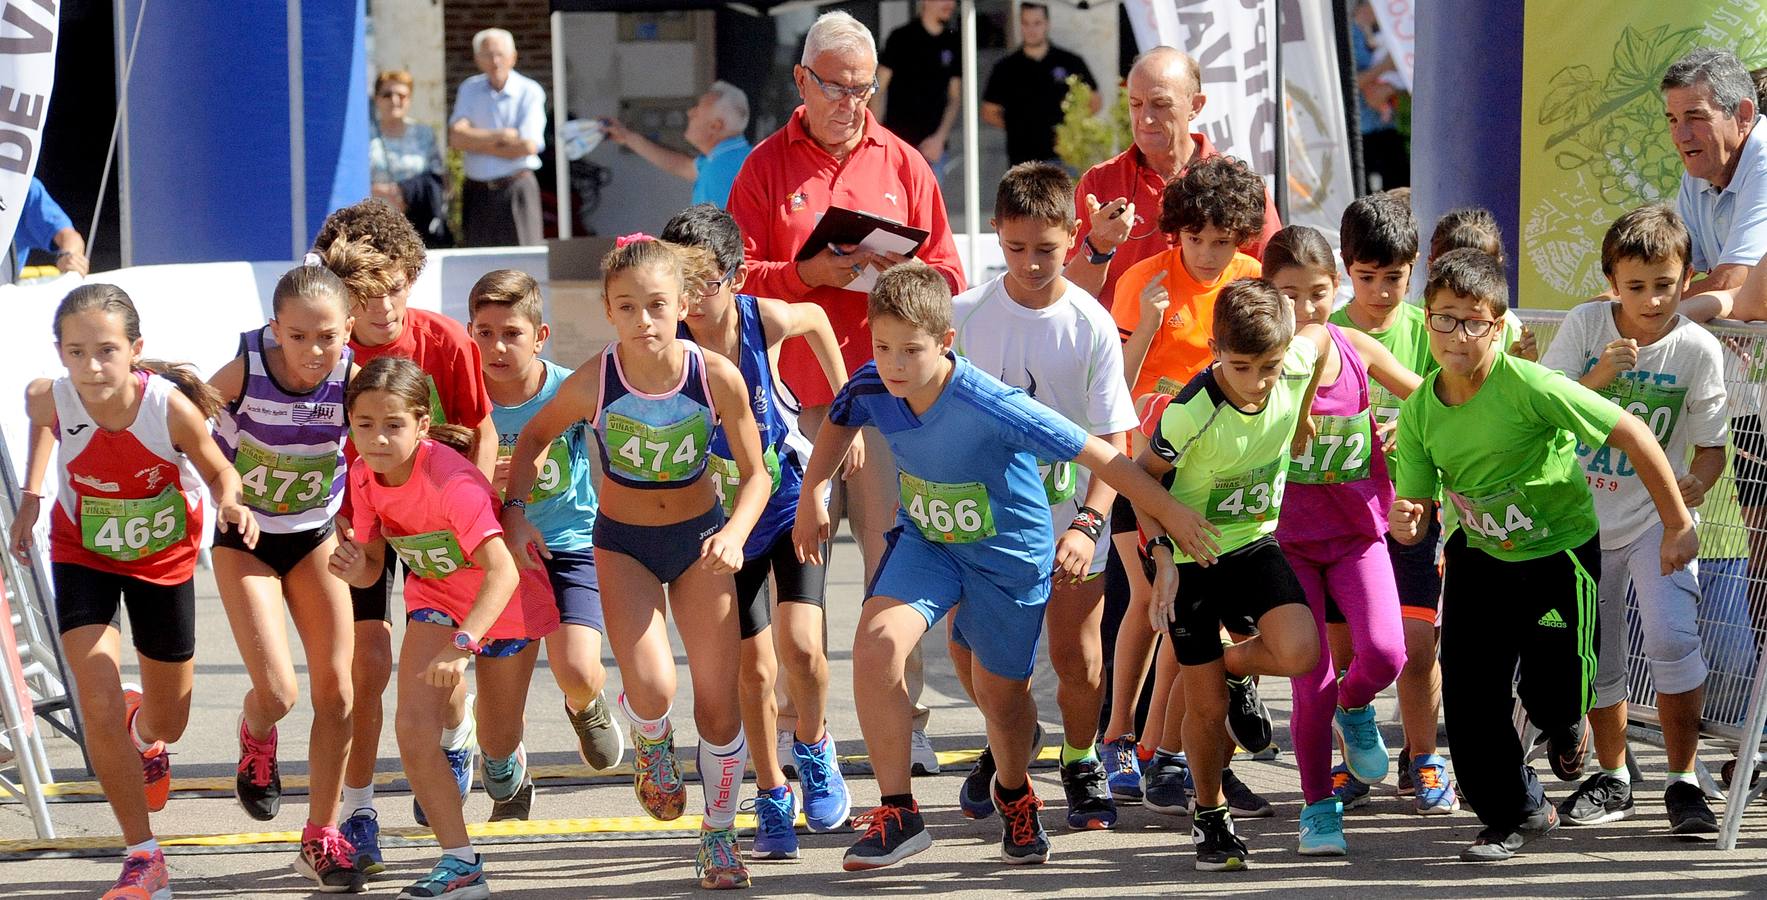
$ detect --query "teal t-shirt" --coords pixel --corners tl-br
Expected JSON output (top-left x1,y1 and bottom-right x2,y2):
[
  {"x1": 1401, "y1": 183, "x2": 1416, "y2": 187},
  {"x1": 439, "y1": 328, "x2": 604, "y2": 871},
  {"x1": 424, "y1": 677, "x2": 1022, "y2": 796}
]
[{"x1": 491, "y1": 360, "x2": 597, "y2": 551}]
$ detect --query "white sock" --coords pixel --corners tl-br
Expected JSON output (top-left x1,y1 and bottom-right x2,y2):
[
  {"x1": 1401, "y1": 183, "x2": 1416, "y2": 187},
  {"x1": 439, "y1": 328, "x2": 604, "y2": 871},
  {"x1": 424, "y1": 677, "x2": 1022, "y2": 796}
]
[
  {"x1": 441, "y1": 697, "x2": 477, "y2": 753},
  {"x1": 125, "y1": 837, "x2": 159, "y2": 856},
  {"x1": 342, "y1": 783, "x2": 375, "y2": 817},
  {"x1": 128, "y1": 709, "x2": 151, "y2": 753},
  {"x1": 442, "y1": 845, "x2": 476, "y2": 863},
  {"x1": 698, "y1": 729, "x2": 749, "y2": 830},
  {"x1": 1603, "y1": 764, "x2": 1631, "y2": 785},
  {"x1": 619, "y1": 693, "x2": 671, "y2": 742},
  {"x1": 1667, "y1": 770, "x2": 1698, "y2": 787}
]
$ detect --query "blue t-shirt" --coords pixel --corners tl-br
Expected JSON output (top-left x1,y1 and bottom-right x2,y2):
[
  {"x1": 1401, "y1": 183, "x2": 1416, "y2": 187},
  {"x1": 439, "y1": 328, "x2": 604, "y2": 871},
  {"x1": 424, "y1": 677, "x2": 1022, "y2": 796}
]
[
  {"x1": 492, "y1": 359, "x2": 597, "y2": 551},
  {"x1": 15, "y1": 177, "x2": 73, "y2": 273},
  {"x1": 692, "y1": 135, "x2": 752, "y2": 207},
  {"x1": 829, "y1": 354, "x2": 1089, "y2": 584}
]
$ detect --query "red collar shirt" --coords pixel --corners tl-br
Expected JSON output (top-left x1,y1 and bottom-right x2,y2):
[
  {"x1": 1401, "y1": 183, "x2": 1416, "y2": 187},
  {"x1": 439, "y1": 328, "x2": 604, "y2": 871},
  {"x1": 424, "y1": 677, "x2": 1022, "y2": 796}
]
[{"x1": 729, "y1": 106, "x2": 965, "y2": 406}]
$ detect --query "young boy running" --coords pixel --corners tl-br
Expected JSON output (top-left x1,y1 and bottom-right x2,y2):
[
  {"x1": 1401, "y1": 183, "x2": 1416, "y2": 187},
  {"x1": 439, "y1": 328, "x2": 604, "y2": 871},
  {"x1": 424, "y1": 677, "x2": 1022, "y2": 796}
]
[
  {"x1": 952, "y1": 163, "x2": 1139, "y2": 830},
  {"x1": 1388, "y1": 248, "x2": 1699, "y2": 861},
  {"x1": 1136, "y1": 279, "x2": 1335, "y2": 871},
  {"x1": 1539, "y1": 206, "x2": 1727, "y2": 835},
  {"x1": 793, "y1": 264, "x2": 1212, "y2": 871}
]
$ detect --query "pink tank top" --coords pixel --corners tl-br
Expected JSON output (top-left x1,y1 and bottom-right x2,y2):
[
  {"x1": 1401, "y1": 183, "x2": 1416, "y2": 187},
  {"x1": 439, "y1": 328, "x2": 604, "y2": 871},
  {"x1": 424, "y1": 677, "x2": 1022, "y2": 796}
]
[{"x1": 1276, "y1": 323, "x2": 1392, "y2": 545}]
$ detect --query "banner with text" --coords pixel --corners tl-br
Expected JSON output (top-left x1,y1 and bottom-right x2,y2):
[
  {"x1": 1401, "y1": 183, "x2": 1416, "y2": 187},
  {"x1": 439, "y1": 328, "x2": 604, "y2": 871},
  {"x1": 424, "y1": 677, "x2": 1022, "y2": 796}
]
[
  {"x1": 1368, "y1": 0, "x2": 1415, "y2": 90},
  {"x1": 0, "y1": 2, "x2": 59, "y2": 260},
  {"x1": 1279, "y1": 0, "x2": 1355, "y2": 235}
]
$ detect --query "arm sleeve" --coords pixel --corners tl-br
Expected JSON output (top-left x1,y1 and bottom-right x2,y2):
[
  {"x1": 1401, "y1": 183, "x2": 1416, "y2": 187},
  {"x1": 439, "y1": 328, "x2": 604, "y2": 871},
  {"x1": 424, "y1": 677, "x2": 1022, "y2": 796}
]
[
  {"x1": 909, "y1": 160, "x2": 966, "y2": 293},
  {"x1": 425, "y1": 126, "x2": 447, "y2": 176},
  {"x1": 1111, "y1": 263, "x2": 1147, "y2": 341},
  {"x1": 1686, "y1": 331, "x2": 1732, "y2": 447},
  {"x1": 1390, "y1": 393, "x2": 1439, "y2": 498},
  {"x1": 1074, "y1": 55, "x2": 1098, "y2": 89},
  {"x1": 518, "y1": 84, "x2": 548, "y2": 152},
  {"x1": 1523, "y1": 362, "x2": 1626, "y2": 448},
  {"x1": 1538, "y1": 303, "x2": 1591, "y2": 378},
  {"x1": 878, "y1": 31, "x2": 904, "y2": 71},
  {"x1": 991, "y1": 387, "x2": 1090, "y2": 462},
  {"x1": 17, "y1": 179, "x2": 72, "y2": 252},
  {"x1": 440, "y1": 471, "x2": 505, "y2": 559},
  {"x1": 436, "y1": 324, "x2": 491, "y2": 428},
  {"x1": 728, "y1": 158, "x2": 816, "y2": 300},
  {"x1": 449, "y1": 84, "x2": 470, "y2": 127},
  {"x1": 982, "y1": 60, "x2": 1008, "y2": 105}
]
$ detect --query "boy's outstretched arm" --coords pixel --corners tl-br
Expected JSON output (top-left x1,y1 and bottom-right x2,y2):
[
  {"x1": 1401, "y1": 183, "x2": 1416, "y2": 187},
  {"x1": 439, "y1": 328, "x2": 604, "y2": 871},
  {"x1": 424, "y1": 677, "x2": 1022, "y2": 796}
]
[
  {"x1": 1075, "y1": 435, "x2": 1222, "y2": 565},
  {"x1": 1605, "y1": 412, "x2": 1698, "y2": 574}
]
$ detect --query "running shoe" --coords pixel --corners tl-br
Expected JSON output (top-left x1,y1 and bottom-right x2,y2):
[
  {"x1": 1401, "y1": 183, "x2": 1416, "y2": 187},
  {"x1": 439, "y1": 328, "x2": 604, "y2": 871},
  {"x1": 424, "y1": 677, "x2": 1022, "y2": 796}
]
[
  {"x1": 1395, "y1": 744, "x2": 1414, "y2": 796},
  {"x1": 235, "y1": 714, "x2": 281, "y2": 821},
  {"x1": 1331, "y1": 764, "x2": 1370, "y2": 811},
  {"x1": 632, "y1": 723, "x2": 686, "y2": 821},
  {"x1": 748, "y1": 786, "x2": 800, "y2": 860},
  {"x1": 695, "y1": 825, "x2": 750, "y2": 889},
  {"x1": 1540, "y1": 719, "x2": 1589, "y2": 782},
  {"x1": 1558, "y1": 772, "x2": 1633, "y2": 826},
  {"x1": 566, "y1": 692, "x2": 625, "y2": 771},
  {"x1": 339, "y1": 810, "x2": 384, "y2": 875},
  {"x1": 1225, "y1": 675, "x2": 1273, "y2": 754},
  {"x1": 793, "y1": 732, "x2": 850, "y2": 832},
  {"x1": 395, "y1": 854, "x2": 488, "y2": 899},
  {"x1": 1191, "y1": 804, "x2": 1248, "y2": 871},
  {"x1": 1060, "y1": 756, "x2": 1117, "y2": 829},
  {"x1": 910, "y1": 729, "x2": 941, "y2": 775},
  {"x1": 842, "y1": 802, "x2": 931, "y2": 871},
  {"x1": 293, "y1": 825, "x2": 366, "y2": 893},
  {"x1": 1721, "y1": 756, "x2": 1762, "y2": 793},
  {"x1": 1297, "y1": 797, "x2": 1347, "y2": 856},
  {"x1": 1143, "y1": 751, "x2": 1192, "y2": 816},
  {"x1": 1102, "y1": 735, "x2": 1144, "y2": 801},
  {"x1": 1221, "y1": 768, "x2": 1274, "y2": 818},
  {"x1": 1459, "y1": 804, "x2": 1557, "y2": 862},
  {"x1": 1411, "y1": 753, "x2": 1459, "y2": 814},
  {"x1": 103, "y1": 848, "x2": 170, "y2": 900},
  {"x1": 1333, "y1": 704, "x2": 1389, "y2": 785},
  {"x1": 122, "y1": 683, "x2": 171, "y2": 813},
  {"x1": 959, "y1": 745, "x2": 999, "y2": 819},
  {"x1": 777, "y1": 729, "x2": 797, "y2": 780},
  {"x1": 992, "y1": 778, "x2": 1051, "y2": 864},
  {"x1": 484, "y1": 744, "x2": 532, "y2": 821},
  {"x1": 1665, "y1": 781, "x2": 1720, "y2": 835}
]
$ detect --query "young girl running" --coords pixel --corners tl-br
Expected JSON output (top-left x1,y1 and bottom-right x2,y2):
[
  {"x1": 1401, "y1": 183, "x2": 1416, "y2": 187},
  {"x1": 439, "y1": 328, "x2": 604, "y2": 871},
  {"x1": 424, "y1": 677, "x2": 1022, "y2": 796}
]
[
  {"x1": 664, "y1": 204, "x2": 856, "y2": 859},
  {"x1": 9, "y1": 284, "x2": 259, "y2": 900},
  {"x1": 330, "y1": 356, "x2": 558, "y2": 900},
  {"x1": 1264, "y1": 227, "x2": 1419, "y2": 855},
  {"x1": 210, "y1": 261, "x2": 363, "y2": 891},
  {"x1": 501, "y1": 235, "x2": 771, "y2": 890}
]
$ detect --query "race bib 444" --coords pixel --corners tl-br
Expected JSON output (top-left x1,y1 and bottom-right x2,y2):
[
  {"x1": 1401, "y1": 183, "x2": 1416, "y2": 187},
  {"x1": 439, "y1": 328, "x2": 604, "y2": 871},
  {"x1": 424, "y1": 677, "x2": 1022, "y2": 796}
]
[{"x1": 1446, "y1": 486, "x2": 1551, "y2": 554}]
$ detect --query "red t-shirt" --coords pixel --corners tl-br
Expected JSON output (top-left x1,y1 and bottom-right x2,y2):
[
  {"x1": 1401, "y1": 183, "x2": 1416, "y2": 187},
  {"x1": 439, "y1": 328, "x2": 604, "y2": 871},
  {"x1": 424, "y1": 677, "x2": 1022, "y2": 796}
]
[
  {"x1": 349, "y1": 440, "x2": 557, "y2": 641},
  {"x1": 729, "y1": 106, "x2": 966, "y2": 406},
  {"x1": 1070, "y1": 135, "x2": 1283, "y2": 312},
  {"x1": 346, "y1": 308, "x2": 489, "y2": 465}
]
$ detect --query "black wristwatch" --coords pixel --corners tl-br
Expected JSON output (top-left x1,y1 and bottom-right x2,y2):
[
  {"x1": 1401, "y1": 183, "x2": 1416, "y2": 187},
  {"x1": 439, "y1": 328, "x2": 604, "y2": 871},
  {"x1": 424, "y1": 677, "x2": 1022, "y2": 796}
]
[
  {"x1": 1146, "y1": 534, "x2": 1177, "y2": 558},
  {"x1": 1084, "y1": 235, "x2": 1116, "y2": 265},
  {"x1": 501, "y1": 497, "x2": 527, "y2": 512}
]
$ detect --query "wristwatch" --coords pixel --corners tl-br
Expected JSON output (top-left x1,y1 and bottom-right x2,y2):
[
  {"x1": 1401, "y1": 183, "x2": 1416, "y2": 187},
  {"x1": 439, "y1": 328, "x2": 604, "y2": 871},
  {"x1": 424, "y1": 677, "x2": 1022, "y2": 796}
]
[
  {"x1": 1146, "y1": 534, "x2": 1178, "y2": 558},
  {"x1": 1084, "y1": 235, "x2": 1116, "y2": 265},
  {"x1": 501, "y1": 497, "x2": 527, "y2": 512},
  {"x1": 451, "y1": 630, "x2": 482, "y2": 654}
]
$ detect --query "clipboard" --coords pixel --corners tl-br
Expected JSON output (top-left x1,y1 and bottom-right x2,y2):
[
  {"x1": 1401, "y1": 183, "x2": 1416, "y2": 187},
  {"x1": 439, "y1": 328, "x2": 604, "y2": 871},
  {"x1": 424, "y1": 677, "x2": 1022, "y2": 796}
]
[{"x1": 794, "y1": 206, "x2": 930, "y2": 262}]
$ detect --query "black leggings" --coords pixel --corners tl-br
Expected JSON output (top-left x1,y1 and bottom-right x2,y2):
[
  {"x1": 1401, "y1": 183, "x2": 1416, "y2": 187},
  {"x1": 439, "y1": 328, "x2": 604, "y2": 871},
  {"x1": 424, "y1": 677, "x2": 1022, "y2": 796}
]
[
  {"x1": 53, "y1": 562, "x2": 196, "y2": 662},
  {"x1": 734, "y1": 530, "x2": 828, "y2": 640}
]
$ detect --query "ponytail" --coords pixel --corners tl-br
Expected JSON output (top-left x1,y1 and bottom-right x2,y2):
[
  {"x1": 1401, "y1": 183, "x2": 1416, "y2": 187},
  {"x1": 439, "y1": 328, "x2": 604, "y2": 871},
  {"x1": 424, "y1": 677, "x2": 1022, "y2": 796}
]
[
  {"x1": 427, "y1": 423, "x2": 476, "y2": 456},
  {"x1": 135, "y1": 359, "x2": 224, "y2": 420}
]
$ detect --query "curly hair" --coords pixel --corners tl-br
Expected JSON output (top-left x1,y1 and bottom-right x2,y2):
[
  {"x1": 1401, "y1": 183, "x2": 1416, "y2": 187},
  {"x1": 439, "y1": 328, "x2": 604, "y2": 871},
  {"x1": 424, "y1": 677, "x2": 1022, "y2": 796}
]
[
  {"x1": 1158, "y1": 155, "x2": 1267, "y2": 242},
  {"x1": 311, "y1": 199, "x2": 427, "y2": 283}
]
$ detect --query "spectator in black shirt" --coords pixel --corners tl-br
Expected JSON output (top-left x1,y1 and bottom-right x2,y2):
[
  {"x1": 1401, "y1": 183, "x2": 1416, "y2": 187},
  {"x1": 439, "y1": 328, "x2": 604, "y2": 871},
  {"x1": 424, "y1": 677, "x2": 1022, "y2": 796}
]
[
  {"x1": 871, "y1": 0, "x2": 961, "y2": 164},
  {"x1": 982, "y1": 2, "x2": 1100, "y2": 165}
]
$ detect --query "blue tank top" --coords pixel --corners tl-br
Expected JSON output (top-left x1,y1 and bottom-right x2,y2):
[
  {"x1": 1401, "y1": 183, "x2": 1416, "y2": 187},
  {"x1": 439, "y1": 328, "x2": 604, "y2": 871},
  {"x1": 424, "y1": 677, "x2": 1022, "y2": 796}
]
[
  {"x1": 213, "y1": 326, "x2": 351, "y2": 533},
  {"x1": 681, "y1": 294, "x2": 811, "y2": 556},
  {"x1": 591, "y1": 340, "x2": 717, "y2": 490},
  {"x1": 491, "y1": 359, "x2": 598, "y2": 551}
]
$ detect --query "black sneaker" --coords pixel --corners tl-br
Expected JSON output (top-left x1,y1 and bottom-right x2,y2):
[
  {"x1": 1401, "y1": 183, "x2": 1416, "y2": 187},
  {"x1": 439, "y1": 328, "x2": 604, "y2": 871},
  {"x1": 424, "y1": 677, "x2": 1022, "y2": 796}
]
[
  {"x1": 235, "y1": 715, "x2": 282, "y2": 822},
  {"x1": 1225, "y1": 676, "x2": 1273, "y2": 755},
  {"x1": 1143, "y1": 752, "x2": 1192, "y2": 816},
  {"x1": 1221, "y1": 768, "x2": 1274, "y2": 818},
  {"x1": 1557, "y1": 772, "x2": 1632, "y2": 825},
  {"x1": 1060, "y1": 757, "x2": 1117, "y2": 830},
  {"x1": 992, "y1": 778, "x2": 1051, "y2": 864},
  {"x1": 959, "y1": 746, "x2": 998, "y2": 820},
  {"x1": 1665, "y1": 781, "x2": 1720, "y2": 836},
  {"x1": 1191, "y1": 804, "x2": 1248, "y2": 871},
  {"x1": 1541, "y1": 720, "x2": 1589, "y2": 782},
  {"x1": 1459, "y1": 804, "x2": 1558, "y2": 861},
  {"x1": 488, "y1": 776, "x2": 534, "y2": 822},
  {"x1": 842, "y1": 803, "x2": 932, "y2": 871}
]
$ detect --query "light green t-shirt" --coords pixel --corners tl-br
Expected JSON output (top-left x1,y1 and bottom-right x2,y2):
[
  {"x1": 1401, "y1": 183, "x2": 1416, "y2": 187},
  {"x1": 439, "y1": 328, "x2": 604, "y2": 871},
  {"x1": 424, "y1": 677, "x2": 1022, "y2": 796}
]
[
  {"x1": 1148, "y1": 337, "x2": 1320, "y2": 562},
  {"x1": 1329, "y1": 302, "x2": 1434, "y2": 431},
  {"x1": 1392, "y1": 352, "x2": 1622, "y2": 561}
]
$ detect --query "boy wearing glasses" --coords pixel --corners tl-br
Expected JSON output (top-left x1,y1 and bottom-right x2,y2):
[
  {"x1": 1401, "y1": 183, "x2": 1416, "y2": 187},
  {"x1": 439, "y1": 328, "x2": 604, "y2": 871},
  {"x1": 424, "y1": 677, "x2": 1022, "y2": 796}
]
[{"x1": 1388, "y1": 248, "x2": 1698, "y2": 862}]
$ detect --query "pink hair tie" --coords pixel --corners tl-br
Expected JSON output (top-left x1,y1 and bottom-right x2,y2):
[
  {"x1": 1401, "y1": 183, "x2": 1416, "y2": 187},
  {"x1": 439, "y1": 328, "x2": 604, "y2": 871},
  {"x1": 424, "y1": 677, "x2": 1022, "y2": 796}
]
[{"x1": 615, "y1": 232, "x2": 656, "y2": 249}]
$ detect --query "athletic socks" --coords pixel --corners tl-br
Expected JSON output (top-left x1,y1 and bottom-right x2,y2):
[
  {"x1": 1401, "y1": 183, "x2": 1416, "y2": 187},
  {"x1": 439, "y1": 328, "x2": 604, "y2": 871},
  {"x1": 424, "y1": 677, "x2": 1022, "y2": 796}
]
[
  {"x1": 440, "y1": 715, "x2": 474, "y2": 753},
  {"x1": 125, "y1": 837, "x2": 160, "y2": 856},
  {"x1": 698, "y1": 730, "x2": 749, "y2": 830},
  {"x1": 995, "y1": 778, "x2": 1030, "y2": 804},
  {"x1": 442, "y1": 845, "x2": 476, "y2": 863},
  {"x1": 128, "y1": 710, "x2": 151, "y2": 753},
  {"x1": 342, "y1": 783, "x2": 375, "y2": 817},
  {"x1": 1667, "y1": 770, "x2": 1698, "y2": 787},
  {"x1": 881, "y1": 792, "x2": 916, "y2": 809},
  {"x1": 1060, "y1": 740, "x2": 1098, "y2": 767},
  {"x1": 619, "y1": 693, "x2": 672, "y2": 742},
  {"x1": 1604, "y1": 764, "x2": 1631, "y2": 785}
]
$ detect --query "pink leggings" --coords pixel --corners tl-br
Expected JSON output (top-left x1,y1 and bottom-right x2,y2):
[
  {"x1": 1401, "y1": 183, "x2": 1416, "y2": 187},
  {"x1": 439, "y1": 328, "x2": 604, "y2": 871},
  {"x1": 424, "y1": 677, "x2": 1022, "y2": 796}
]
[{"x1": 1281, "y1": 534, "x2": 1407, "y2": 803}]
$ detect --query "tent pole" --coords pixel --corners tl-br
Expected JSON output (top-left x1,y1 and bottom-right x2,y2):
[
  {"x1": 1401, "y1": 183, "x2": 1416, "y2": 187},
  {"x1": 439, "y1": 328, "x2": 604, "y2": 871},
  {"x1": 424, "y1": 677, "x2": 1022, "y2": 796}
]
[
  {"x1": 287, "y1": 0, "x2": 307, "y2": 260},
  {"x1": 960, "y1": 0, "x2": 980, "y2": 281},
  {"x1": 551, "y1": 11, "x2": 571, "y2": 240}
]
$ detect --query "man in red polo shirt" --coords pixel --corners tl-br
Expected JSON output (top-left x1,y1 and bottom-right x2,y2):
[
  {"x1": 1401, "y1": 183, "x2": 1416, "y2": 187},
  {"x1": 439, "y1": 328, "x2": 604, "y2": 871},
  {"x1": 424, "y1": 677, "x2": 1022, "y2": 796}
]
[
  {"x1": 1066, "y1": 46, "x2": 1283, "y2": 311},
  {"x1": 728, "y1": 9, "x2": 964, "y2": 775}
]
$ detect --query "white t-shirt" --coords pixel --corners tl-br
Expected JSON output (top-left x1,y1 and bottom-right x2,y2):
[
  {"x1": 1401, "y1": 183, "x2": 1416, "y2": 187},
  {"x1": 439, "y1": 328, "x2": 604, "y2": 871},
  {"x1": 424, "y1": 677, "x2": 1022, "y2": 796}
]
[{"x1": 1541, "y1": 301, "x2": 1729, "y2": 550}]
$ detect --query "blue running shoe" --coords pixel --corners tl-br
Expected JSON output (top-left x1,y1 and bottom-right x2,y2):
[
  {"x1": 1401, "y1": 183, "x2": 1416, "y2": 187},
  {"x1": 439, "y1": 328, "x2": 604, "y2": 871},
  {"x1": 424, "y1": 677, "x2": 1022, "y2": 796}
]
[
  {"x1": 1334, "y1": 705, "x2": 1390, "y2": 784},
  {"x1": 1103, "y1": 736, "x2": 1143, "y2": 801},
  {"x1": 959, "y1": 746, "x2": 999, "y2": 820},
  {"x1": 395, "y1": 854, "x2": 487, "y2": 899},
  {"x1": 1143, "y1": 751, "x2": 1192, "y2": 816},
  {"x1": 340, "y1": 810, "x2": 384, "y2": 875},
  {"x1": 1410, "y1": 753, "x2": 1460, "y2": 815},
  {"x1": 1297, "y1": 797, "x2": 1347, "y2": 856},
  {"x1": 748, "y1": 786, "x2": 800, "y2": 860},
  {"x1": 793, "y1": 733, "x2": 851, "y2": 832},
  {"x1": 1331, "y1": 764, "x2": 1370, "y2": 811}
]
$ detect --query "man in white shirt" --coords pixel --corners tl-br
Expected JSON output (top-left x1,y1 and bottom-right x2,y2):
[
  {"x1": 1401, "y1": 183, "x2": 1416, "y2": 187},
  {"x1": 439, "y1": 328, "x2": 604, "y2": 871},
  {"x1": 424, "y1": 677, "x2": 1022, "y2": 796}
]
[{"x1": 449, "y1": 28, "x2": 548, "y2": 247}]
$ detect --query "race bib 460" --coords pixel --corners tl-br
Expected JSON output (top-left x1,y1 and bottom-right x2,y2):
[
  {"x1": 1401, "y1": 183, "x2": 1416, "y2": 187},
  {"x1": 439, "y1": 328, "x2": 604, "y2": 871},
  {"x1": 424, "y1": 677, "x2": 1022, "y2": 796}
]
[{"x1": 899, "y1": 472, "x2": 995, "y2": 543}]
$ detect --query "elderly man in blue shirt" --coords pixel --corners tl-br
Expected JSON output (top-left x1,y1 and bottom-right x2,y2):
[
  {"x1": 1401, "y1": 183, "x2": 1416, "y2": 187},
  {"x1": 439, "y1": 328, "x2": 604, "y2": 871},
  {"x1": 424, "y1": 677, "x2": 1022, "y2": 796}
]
[
  {"x1": 1667, "y1": 48, "x2": 1767, "y2": 321},
  {"x1": 603, "y1": 81, "x2": 753, "y2": 208},
  {"x1": 449, "y1": 27, "x2": 548, "y2": 247}
]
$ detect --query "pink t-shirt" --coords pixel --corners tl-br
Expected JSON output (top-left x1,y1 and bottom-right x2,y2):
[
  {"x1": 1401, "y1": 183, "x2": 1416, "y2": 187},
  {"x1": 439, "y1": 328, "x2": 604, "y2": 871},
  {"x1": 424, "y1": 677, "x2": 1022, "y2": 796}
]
[
  {"x1": 1275, "y1": 324, "x2": 1392, "y2": 546},
  {"x1": 348, "y1": 440, "x2": 558, "y2": 641}
]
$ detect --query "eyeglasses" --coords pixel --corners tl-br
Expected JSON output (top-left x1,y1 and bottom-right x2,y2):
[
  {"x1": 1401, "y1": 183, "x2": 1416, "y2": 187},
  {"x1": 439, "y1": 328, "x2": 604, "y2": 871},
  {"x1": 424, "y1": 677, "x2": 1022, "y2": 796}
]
[
  {"x1": 699, "y1": 268, "x2": 736, "y2": 296},
  {"x1": 1426, "y1": 312, "x2": 1497, "y2": 338},
  {"x1": 802, "y1": 66, "x2": 877, "y2": 102}
]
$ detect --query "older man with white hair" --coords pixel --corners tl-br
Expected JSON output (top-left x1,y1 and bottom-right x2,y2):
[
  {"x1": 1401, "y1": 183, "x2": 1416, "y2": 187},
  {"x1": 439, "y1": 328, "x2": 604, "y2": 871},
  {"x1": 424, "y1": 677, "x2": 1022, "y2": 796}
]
[
  {"x1": 603, "y1": 81, "x2": 754, "y2": 208},
  {"x1": 449, "y1": 27, "x2": 548, "y2": 246}
]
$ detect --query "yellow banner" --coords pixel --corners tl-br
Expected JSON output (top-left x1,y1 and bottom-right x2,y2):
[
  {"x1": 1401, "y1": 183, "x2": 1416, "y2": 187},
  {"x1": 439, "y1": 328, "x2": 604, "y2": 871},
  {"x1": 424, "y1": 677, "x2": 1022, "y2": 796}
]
[{"x1": 1518, "y1": 2, "x2": 1766, "y2": 309}]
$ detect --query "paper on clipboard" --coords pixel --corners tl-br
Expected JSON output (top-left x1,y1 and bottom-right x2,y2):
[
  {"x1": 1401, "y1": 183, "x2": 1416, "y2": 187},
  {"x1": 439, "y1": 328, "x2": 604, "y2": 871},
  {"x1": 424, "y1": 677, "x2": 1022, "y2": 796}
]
[{"x1": 845, "y1": 228, "x2": 921, "y2": 293}]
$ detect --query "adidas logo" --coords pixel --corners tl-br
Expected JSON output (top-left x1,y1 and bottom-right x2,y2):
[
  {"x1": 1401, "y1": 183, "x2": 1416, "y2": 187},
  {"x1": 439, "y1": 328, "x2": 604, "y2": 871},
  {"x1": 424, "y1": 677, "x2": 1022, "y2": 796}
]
[{"x1": 1537, "y1": 609, "x2": 1568, "y2": 629}]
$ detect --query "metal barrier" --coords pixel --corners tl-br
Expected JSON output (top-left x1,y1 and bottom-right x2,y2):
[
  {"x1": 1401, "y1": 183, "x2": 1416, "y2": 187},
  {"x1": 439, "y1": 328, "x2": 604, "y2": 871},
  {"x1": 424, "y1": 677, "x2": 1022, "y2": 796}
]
[{"x1": 1516, "y1": 308, "x2": 1767, "y2": 850}]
